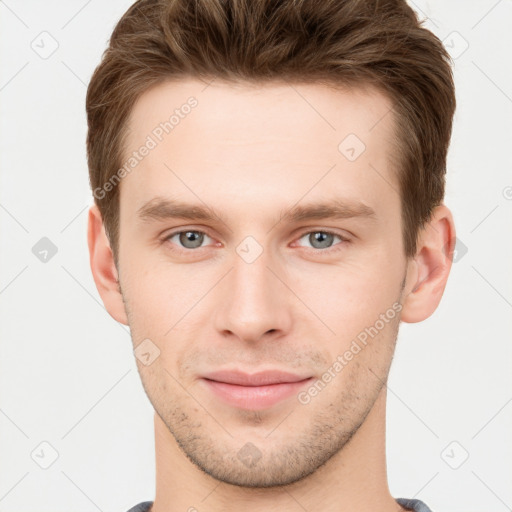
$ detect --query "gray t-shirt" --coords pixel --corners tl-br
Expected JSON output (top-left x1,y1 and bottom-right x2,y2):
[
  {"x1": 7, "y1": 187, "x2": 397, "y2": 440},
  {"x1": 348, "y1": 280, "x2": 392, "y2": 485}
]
[{"x1": 126, "y1": 497, "x2": 433, "y2": 511}]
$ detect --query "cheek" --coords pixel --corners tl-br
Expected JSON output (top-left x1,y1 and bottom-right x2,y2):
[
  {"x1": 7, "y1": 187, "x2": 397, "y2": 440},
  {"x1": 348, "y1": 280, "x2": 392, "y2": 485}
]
[
  {"x1": 286, "y1": 257, "x2": 401, "y2": 338},
  {"x1": 121, "y1": 260, "x2": 214, "y2": 351}
]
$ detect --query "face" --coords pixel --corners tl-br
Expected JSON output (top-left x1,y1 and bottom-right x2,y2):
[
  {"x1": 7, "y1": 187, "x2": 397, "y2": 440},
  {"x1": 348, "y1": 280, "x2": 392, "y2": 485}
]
[{"x1": 115, "y1": 79, "x2": 411, "y2": 486}]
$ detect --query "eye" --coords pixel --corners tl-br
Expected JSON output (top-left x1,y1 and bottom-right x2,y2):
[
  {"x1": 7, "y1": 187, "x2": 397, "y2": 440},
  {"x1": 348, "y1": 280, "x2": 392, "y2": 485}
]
[
  {"x1": 164, "y1": 230, "x2": 214, "y2": 250},
  {"x1": 295, "y1": 230, "x2": 349, "y2": 250},
  {"x1": 162, "y1": 228, "x2": 349, "y2": 253}
]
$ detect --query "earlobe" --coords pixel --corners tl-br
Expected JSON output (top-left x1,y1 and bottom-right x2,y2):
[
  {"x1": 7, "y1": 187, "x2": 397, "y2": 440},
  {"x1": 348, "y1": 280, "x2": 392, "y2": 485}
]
[
  {"x1": 87, "y1": 204, "x2": 129, "y2": 325},
  {"x1": 400, "y1": 204, "x2": 456, "y2": 324}
]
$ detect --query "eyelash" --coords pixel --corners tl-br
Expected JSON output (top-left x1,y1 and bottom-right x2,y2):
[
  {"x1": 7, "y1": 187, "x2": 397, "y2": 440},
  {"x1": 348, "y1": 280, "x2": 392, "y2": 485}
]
[{"x1": 161, "y1": 229, "x2": 350, "y2": 254}]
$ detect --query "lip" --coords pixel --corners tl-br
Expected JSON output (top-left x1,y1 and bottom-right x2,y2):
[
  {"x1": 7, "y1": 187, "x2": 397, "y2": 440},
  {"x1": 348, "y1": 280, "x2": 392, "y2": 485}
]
[
  {"x1": 202, "y1": 370, "x2": 311, "y2": 386},
  {"x1": 201, "y1": 370, "x2": 313, "y2": 410}
]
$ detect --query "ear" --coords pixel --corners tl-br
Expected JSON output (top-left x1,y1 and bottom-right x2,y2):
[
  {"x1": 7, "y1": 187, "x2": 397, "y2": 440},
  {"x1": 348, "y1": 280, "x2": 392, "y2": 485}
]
[
  {"x1": 87, "y1": 204, "x2": 128, "y2": 325},
  {"x1": 400, "y1": 204, "x2": 456, "y2": 323}
]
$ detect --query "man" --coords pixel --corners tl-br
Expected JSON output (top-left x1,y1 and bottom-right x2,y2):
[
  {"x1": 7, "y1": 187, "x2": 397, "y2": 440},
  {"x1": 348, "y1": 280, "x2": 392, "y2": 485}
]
[{"x1": 86, "y1": 0, "x2": 456, "y2": 511}]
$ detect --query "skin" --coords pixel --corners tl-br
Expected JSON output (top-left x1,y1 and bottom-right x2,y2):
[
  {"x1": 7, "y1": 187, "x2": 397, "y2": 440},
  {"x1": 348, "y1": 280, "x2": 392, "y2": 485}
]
[{"x1": 88, "y1": 78, "x2": 455, "y2": 512}]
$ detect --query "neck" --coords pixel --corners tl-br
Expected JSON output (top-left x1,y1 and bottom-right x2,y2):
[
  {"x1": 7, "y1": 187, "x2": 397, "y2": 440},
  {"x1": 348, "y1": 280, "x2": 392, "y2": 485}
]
[{"x1": 150, "y1": 386, "x2": 402, "y2": 512}]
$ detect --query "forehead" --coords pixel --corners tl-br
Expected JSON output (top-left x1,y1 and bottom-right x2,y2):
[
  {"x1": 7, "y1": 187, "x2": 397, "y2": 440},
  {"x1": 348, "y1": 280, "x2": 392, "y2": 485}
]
[{"x1": 120, "y1": 78, "x2": 399, "y2": 223}]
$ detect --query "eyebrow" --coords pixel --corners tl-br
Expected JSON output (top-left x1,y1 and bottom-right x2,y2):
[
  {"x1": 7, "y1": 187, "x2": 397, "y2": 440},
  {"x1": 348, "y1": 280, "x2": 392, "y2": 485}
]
[{"x1": 136, "y1": 196, "x2": 377, "y2": 225}]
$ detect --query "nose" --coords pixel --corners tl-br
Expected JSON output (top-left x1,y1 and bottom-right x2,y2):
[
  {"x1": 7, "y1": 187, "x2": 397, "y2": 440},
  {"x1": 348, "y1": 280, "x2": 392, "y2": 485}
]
[{"x1": 213, "y1": 246, "x2": 293, "y2": 344}]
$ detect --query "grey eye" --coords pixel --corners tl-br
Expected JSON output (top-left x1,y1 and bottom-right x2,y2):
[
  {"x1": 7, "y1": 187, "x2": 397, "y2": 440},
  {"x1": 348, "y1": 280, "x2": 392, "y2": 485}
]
[
  {"x1": 175, "y1": 231, "x2": 206, "y2": 249},
  {"x1": 309, "y1": 232, "x2": 335, "y2": 249},
  {"x1": 298, "y1": 231, "x2": 343, "y2": 250}
]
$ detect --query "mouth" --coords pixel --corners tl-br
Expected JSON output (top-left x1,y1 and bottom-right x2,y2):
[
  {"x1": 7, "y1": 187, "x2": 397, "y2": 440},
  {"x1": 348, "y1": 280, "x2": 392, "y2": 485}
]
[{"x1": 201, "y1": 370, "x2": 314, "y2": 410}]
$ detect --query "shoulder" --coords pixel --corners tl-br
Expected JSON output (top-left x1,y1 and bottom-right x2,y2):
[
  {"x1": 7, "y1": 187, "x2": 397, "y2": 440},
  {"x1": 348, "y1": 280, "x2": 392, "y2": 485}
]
[
  {"x1": 125, "y1": 501, "x2": 153, "y2": 512},
  {"x1": 396, "y1": 498, "x2": 434, "y2": 512}
]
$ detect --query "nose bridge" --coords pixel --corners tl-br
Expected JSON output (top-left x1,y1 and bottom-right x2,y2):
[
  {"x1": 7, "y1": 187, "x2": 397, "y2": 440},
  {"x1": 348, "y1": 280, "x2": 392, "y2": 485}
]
[{"x1": 214, "y1": 242, "x2": 292, "y2": 342}]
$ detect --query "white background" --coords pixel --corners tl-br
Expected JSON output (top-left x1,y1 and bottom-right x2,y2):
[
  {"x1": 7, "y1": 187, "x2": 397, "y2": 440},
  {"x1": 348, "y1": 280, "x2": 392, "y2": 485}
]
[{"x1": 0, "y1": 1, "x2": 511, "y2": 511}]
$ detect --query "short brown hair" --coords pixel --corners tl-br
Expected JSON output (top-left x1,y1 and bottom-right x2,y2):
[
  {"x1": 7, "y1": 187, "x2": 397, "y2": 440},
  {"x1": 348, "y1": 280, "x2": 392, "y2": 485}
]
[{"x1": 86, "y1": 0, "x2": 456, "y2": 264}]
